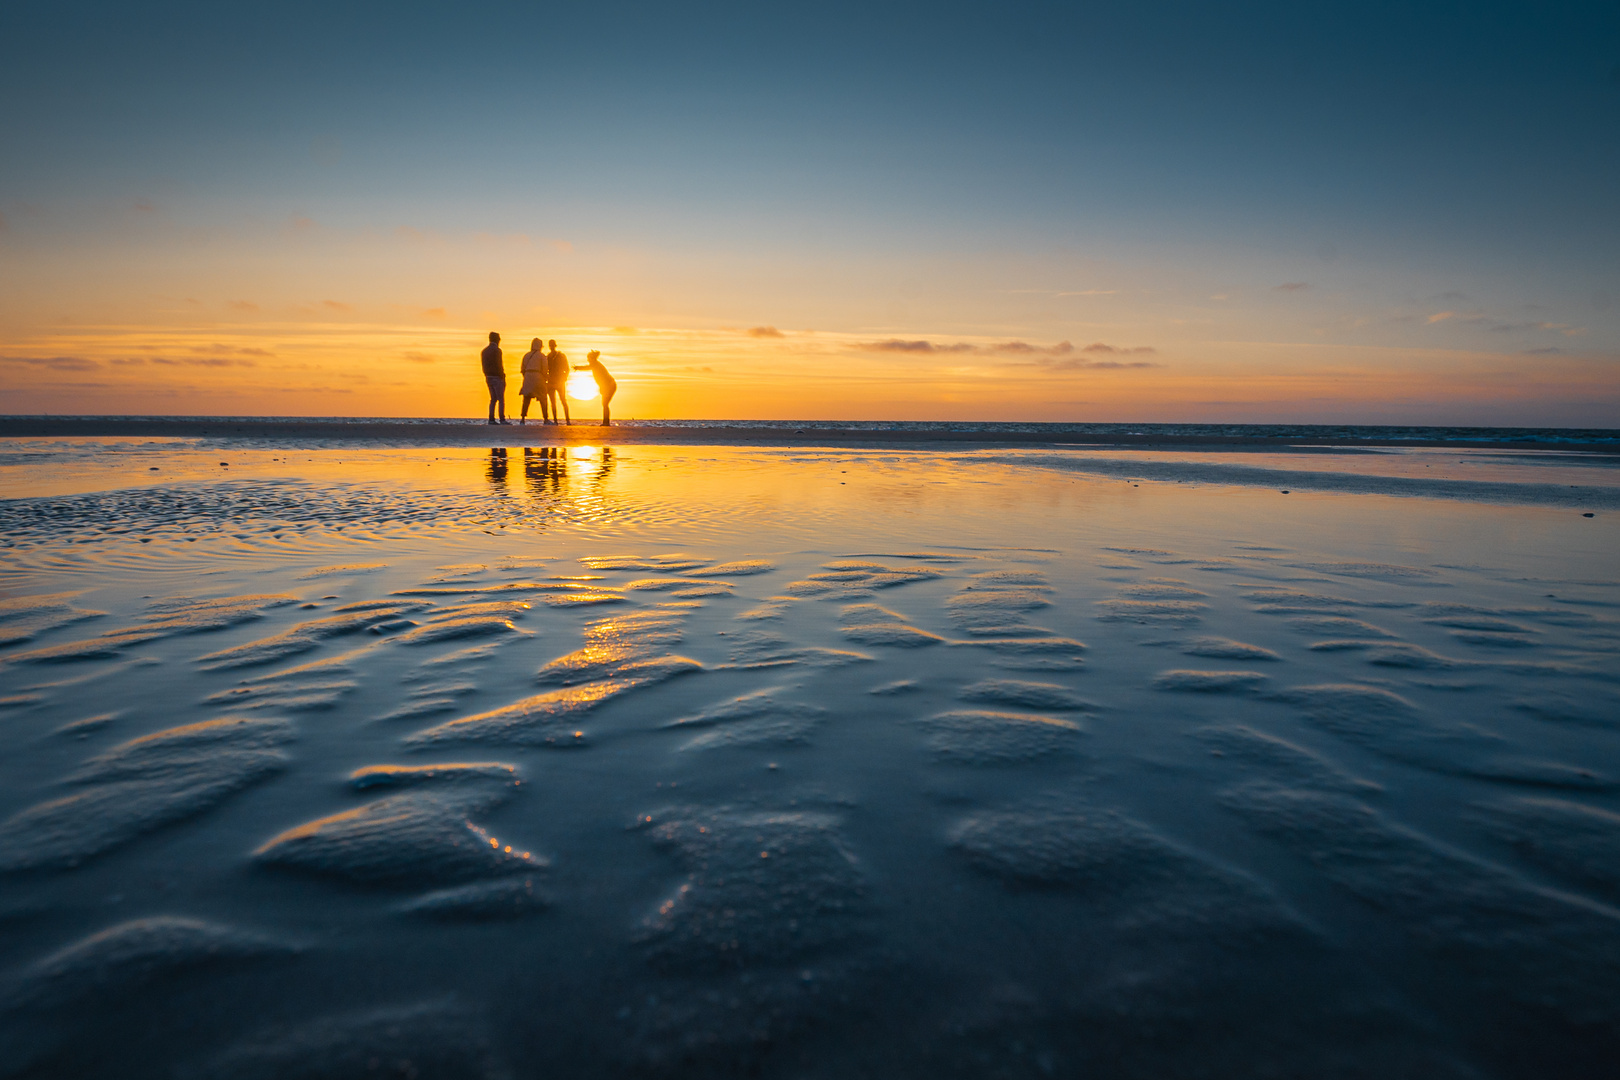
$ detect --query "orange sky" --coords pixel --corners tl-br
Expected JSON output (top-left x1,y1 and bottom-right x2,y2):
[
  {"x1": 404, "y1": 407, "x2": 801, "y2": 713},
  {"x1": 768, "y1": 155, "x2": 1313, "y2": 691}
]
[{"x1": 1, "y1": 209, "x2": 1614, "y2": 425}]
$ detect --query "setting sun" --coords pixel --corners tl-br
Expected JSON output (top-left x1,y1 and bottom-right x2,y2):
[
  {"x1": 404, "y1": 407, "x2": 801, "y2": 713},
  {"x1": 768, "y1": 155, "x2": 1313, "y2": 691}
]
[{"x1": 566, "y1": 371, "x2": 598, "y2": 401}]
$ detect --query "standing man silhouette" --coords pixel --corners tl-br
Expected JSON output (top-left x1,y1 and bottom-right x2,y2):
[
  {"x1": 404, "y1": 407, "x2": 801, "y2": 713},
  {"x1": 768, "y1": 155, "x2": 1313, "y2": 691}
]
[
  {"x1": 481, "y1": 332, "x2": 509, "y2": 425},
  {"x1": 545, "y1": 339, "x2": 571, "y2": 425}
]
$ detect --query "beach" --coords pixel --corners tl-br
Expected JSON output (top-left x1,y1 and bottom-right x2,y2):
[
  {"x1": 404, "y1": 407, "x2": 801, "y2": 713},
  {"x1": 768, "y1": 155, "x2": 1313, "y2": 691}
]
[{"x1": 1, "y1": 424, "x2": 1617, "y2": 1078}]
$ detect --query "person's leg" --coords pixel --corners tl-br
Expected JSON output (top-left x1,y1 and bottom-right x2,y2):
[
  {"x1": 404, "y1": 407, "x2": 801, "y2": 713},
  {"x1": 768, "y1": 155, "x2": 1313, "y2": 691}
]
[
  {"x1": 495, "y1": 377, "x2": 508, "y2": 422},
  {"x1": 520, "y1": 394, "x2": 531, "y2": 422},
  {"x1": 540, "y1": 389, "x2": 551, "y2": 423},
  {"x1": 601, "y1": 387, "x2": 615, "y2": 426},
  {"x1": 487, "y1": 378, "x2": 498, "y2": 423},
  {"x1": 560, "y1": 389, "x2": 571, "y2": 425}
]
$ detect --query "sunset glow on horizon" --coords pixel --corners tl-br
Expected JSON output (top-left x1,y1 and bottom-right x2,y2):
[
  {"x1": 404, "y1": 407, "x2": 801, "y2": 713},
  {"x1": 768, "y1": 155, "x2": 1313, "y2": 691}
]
[{"x1": 2, "y1": 1, "x2": 1616, "y2": 426}]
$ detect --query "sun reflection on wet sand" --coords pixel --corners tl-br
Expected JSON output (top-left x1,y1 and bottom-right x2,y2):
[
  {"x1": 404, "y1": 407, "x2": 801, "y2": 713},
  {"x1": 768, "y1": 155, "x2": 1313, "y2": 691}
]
[{"x1": 0, "y1": 437, "x2": 1616, "y2": 1077}]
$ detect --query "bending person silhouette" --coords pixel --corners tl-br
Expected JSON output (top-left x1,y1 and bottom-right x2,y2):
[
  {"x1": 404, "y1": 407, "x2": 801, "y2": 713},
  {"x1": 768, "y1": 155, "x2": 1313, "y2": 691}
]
[
  {"x1": 579, "y1": 350, "x2": 618, "y2": 426},
  {"x1": 480, "y1": 331, "x2": 508, "y2": 425},
  {"x1": 518, "y1": 337, "x2": 547, "y2": 424},
  {"x1": 545, "y1": 339, "x2": 571, "y2": 425}
]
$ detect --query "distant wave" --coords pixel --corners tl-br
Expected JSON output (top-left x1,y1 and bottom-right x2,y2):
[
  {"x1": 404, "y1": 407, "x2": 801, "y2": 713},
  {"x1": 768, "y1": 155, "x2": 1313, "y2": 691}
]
[
  {"x1": 7, "y1": 416, "x2": 1618, "y2": 445},
  {"x1": 618, "y1": 420, "x2": 1620, "y2": 445}
]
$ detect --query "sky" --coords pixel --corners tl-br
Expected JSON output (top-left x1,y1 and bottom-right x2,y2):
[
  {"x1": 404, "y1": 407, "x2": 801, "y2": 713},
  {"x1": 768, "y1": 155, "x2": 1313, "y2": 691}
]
[{"x1": 1, "y1": 0, "x2": 1617, "y2": 425}]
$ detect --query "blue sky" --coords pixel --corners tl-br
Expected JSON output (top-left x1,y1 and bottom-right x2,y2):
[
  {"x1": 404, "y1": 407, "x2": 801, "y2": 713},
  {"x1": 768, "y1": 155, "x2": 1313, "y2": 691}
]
[{"x1": 2, "y1": 1, "x2": 1617, "y2": 422}]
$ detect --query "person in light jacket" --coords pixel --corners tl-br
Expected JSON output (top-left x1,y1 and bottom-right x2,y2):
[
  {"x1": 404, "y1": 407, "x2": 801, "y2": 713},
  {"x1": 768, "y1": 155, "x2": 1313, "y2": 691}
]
[{"x1": 518, "y1": 337, "x2": 548, "y2": 424}]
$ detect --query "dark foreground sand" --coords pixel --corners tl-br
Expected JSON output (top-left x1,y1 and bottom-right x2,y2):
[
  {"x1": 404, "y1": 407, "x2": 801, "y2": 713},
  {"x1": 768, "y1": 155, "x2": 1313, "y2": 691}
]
[{"x1": 0, "y1": 436, "x2": 1617, "y2": 1079}]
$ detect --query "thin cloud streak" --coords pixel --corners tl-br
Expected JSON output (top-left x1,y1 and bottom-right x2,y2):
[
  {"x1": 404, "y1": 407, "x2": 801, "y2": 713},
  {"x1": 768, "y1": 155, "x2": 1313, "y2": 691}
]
[
  {"x1": 3, "y1": 356, "x2": 101, "y2": 372},
  {"x1": 862, "y1": 339, "x2": 1089, "y2": 357}
]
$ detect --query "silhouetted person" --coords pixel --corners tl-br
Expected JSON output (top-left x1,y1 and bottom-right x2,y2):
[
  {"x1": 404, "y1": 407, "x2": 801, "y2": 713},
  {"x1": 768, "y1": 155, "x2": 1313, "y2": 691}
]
[
  {"x1": 519, "y1": 337, "x2": 547, "y2": 424},
  {"x1": 481, "y1": 332, "x2": 508, "y2": 425},
  {"x1": 579, "y1": 350, "x2": 617, "y2": 426},
  {"x1": 545, "y1": 339, "x2": 571, "y2": 425}
]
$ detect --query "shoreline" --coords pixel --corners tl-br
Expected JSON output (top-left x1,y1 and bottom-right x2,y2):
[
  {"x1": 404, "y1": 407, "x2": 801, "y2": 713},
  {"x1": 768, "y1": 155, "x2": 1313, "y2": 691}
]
[{"x1": 4, "y1": 416, "x2": 1618, "y2": 453}]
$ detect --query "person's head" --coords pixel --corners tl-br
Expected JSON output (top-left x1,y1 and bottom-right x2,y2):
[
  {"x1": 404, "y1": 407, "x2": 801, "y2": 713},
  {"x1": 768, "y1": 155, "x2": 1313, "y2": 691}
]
[
  {"x1": 587, "y1": 350, "x2": 601, "y2": 362},
  {"x1": 488, "y1": 332, "x2": 500, "y2": 343},
  {"x1": 548, "y1": 339, "x2": 557, "y2": 350},
  {"x1": 531, "y1": 337, "x2": 541, "y2": 350}
]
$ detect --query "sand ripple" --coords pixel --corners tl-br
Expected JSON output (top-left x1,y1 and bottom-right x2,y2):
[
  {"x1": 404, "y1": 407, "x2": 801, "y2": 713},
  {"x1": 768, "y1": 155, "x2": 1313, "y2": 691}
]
[{"x1": 0, "y1": 717, "x2": 294, "y2": 871}]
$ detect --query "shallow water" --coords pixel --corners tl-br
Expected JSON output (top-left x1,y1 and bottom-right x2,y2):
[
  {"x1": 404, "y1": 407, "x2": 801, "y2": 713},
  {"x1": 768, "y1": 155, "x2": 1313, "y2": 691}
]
[{"x1": 1, "y1": 440, "x2": 1617, "y2": 1078}]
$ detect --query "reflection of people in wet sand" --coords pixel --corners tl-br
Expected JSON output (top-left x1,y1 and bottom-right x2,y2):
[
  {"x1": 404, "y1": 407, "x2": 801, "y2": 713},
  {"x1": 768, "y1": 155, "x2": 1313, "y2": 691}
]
[
  {"x1": 480, "y1": 332, "x2": 508, "y2": 425},
  {"x1": 519, "y1": 337, "x2": 548, "y2": 424},
  {"x1": 545, "y1": 339, "x2": 571, "y2": 425},
  {"x1": 523, "y1": 446, "x2": 564, "y2": 496},
  {"x1": 578, "y1": 351, "x2": 618, "y2": 426},
  {"x1": 486, "y1": 447, "x2": 508, "y2": 485}
]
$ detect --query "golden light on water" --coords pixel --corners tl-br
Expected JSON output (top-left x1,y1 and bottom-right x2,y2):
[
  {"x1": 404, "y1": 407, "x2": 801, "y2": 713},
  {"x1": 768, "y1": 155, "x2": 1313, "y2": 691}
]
[{"x1": 568, "y1": 372, "x2": 599, "y2": 400}]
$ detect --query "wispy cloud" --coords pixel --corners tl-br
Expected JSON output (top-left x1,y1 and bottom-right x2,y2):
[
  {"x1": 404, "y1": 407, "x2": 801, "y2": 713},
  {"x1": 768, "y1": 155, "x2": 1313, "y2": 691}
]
[
  {"x1": 862, "y1": 339, "x2": 977, "y2": 353},
  {"x1": 1014, "y1": 356, "x2": 1162, "y2": 372},
  {"x1": 1488, "y1": 320, "x2": 1572, "y2": 334},
  {"x1": 1056, "y1": 289, "x2": 1118, "y2": 296},
  {"x1": 1274, "y1": 282, "x2": 1309, "y2": 292},
  {"x1": 322, "y1": 299, "x2": 352, "y2": 312},
  {"x1": 4, "y1": 356, "x2": 100, "y2": 371},
  {"x1": 1065, "y1": 359, "x2": 1160, "y2": 370},
  {"x1": 857, "y1": 338, "x2": 1160, "y2": 370},
  {"x1": 403, "y1": 351, "x2": 437, "y2": 364},
  {"x1": 1082, "y1": 342, "x2": 1157, "y2": 355},
  {"x1": 995, "y1": 341, "x2": 1074, "y2": 356},
  {"x1": 1426, "y1": 311, "x2": 1581, "y2": 335},
  {"x1": 860, "y1": 338, "x2": 1078, "y2": 356},
  {"x1": 149, "y1": 356, "x2": 258, "y2": 368},
  {"x1": 226, "y1": 300, "x2": 258, "y2": 312},
  {"x1": 192, "y1": 344, "x2": 272, "y2": 357},
  {"x1": 747, "y1": 326, "x2": 783, "y2": 337}
]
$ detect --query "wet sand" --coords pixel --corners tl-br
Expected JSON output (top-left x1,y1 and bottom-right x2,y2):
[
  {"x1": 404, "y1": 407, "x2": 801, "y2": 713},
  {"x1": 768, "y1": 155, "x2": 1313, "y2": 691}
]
[{"x1": 1, "y1": 436, "x2": 1617, "y2": 1078}]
